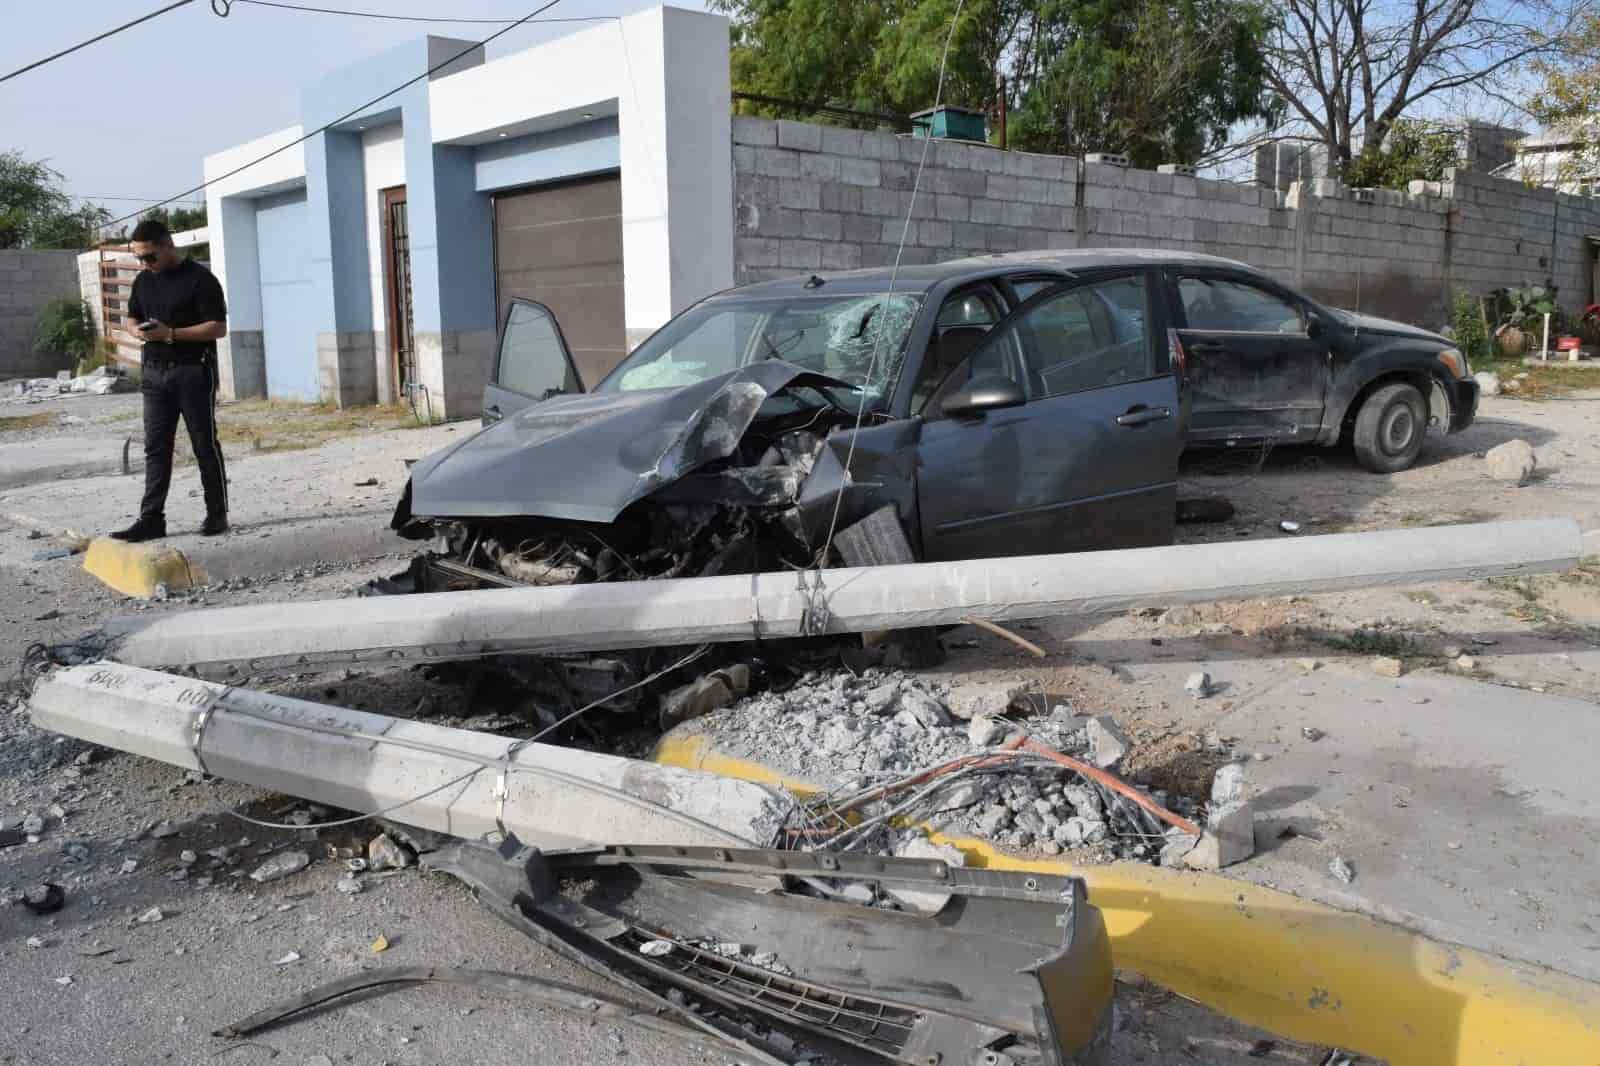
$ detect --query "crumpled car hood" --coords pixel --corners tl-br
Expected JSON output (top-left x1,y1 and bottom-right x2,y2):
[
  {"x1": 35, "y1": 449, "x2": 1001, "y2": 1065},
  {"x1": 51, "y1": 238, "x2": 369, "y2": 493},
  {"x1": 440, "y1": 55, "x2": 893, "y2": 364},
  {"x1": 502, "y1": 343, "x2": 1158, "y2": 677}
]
[
  {"x1": 1336, "y1": 310, "x2": 1448, "y2": 345},
  {"x1": 408, "y1": 361, "x2": 847, "y2": 524}
]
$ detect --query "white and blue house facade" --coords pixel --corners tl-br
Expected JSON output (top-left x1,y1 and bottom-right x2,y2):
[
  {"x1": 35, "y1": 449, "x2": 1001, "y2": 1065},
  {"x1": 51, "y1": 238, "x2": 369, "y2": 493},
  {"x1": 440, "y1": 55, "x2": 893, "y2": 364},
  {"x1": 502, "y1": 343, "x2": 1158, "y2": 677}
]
[{"x1": 203, "y1": 6, "x2": 734, "y2": 418}]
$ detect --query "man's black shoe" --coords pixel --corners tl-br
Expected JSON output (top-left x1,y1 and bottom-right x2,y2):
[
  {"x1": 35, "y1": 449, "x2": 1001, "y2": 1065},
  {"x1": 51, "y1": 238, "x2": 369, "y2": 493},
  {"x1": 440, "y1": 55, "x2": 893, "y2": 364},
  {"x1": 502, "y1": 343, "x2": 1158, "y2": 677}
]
[
  {"x1": 109, "y1": 517, "x2": 166, "y2": 543},
  {"x1": 200, "y1": 514, "x2": 229, "y2": 537}
]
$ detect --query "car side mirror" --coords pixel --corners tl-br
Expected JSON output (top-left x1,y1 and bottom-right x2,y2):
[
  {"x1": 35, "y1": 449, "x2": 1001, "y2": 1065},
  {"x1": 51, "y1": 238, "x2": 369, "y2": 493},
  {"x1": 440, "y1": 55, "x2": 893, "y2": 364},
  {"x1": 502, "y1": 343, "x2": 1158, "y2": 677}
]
[
  {"x1": 941, "y1": 374, "x2": 1026, "y2": 418},
  {"x1": 1306, "y1": 311, "x2": 1325, "y2": 339}
]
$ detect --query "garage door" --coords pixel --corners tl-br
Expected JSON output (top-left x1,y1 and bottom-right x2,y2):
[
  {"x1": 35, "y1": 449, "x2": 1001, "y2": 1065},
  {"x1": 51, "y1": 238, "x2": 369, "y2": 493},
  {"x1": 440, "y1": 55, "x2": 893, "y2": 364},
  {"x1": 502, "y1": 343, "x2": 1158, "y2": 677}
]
[
  {"x1": 493, "y1": 173, "x2": 625, "y2": 389},
  {"x1": 254, "y1": 189, "x2": 319, "y2": 401}
]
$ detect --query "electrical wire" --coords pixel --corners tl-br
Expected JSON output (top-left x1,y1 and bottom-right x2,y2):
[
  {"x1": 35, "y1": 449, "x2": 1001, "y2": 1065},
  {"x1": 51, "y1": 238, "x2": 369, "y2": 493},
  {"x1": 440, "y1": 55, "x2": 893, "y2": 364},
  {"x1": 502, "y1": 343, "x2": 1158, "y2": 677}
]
[
  {"x1": 98, "y1": 0, "x2": 569, "y2": 228},
  {"x1": 0, "y1": 0, "x2": 201, "y2": 86},
  {"x1": 228, "y1": 0, "x2": 612, "y2": 25},
  {"x1": 813, "y1": 0, "x2": 968, "y2": 566}
]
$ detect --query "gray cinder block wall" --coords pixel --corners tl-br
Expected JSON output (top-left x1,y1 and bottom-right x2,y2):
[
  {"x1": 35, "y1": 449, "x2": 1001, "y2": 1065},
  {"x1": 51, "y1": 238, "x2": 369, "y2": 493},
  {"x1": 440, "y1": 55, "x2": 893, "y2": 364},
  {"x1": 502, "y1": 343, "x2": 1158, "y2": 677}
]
[
  {"x1": 731, "y1": 117, "x2": 1600, "y2": 329},
  {"x1": 1, "y1": 249, "x2": 84, "y2": 379}
]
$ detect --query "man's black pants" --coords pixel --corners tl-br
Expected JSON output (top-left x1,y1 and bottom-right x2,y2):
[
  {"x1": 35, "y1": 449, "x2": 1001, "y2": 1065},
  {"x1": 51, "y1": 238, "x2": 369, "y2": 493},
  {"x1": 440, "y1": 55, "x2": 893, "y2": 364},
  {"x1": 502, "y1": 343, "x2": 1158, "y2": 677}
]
[{"x1": 140, "y1": 357, "x2": 228, "y2": 521}]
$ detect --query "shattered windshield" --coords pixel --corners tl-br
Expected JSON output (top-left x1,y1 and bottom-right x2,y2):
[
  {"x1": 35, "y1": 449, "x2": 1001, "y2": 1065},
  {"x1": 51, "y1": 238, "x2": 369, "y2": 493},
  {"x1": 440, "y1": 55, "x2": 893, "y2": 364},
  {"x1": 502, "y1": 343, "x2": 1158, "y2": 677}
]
[{"x1": 596, "y1": 293, "x2": 923, "y2": 400}]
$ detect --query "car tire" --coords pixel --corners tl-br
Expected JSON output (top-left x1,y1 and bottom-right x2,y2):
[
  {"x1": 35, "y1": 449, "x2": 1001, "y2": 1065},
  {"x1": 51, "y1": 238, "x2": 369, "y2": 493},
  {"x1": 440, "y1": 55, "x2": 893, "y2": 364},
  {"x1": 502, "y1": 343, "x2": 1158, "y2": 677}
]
[{"x1": 1352, "y1": 382, "x2": 1427, "y2": 473}]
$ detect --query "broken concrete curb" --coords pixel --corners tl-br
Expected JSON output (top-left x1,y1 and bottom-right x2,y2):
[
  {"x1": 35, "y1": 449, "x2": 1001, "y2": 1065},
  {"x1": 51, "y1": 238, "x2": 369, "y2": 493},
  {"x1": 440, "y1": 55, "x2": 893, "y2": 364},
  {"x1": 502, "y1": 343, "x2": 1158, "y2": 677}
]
[{"x1": 652, "y1": 732, "x2": 1600, "y2": 1066}]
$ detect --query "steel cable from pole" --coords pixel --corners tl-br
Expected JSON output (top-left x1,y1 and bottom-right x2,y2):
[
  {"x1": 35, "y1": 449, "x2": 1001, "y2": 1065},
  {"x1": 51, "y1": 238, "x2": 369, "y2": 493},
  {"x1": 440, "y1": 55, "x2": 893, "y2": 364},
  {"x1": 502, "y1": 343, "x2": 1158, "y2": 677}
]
[
  {"x1": 0, "y1": 0, "x2": 202, "y2": 86},
  {"x1": 813, "y1": 0, "x2": 969, "y2": 570},
  {"x1": 96, "y1": 0, "x2": 569, "y2": 228}
]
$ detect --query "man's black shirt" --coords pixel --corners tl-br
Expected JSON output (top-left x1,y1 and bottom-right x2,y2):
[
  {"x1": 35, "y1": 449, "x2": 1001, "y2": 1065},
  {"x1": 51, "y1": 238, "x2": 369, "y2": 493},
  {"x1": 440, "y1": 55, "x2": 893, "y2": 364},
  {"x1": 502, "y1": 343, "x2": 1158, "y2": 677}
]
[{"x1": 128, "y1": 257, "x2": 227, "y2": 362}]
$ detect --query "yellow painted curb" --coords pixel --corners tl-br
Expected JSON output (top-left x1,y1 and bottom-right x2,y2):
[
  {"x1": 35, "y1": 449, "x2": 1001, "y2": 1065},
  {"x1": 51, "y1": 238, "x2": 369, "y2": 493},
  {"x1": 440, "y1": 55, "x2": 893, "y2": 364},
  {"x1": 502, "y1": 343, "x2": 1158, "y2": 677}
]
[
  {"x1": 82, "y1": 536, "x2": 206, "y2": 599},
  {"x1": 655, "y1": 733, "x2": 1600, "y2": 1066}
]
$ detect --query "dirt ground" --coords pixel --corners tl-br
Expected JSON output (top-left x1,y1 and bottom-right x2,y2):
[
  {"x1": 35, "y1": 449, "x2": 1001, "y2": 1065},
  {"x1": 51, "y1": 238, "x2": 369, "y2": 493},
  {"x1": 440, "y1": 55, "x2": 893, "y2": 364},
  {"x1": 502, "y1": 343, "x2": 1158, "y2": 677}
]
[{"x1": 4, "y1": 385, "x2": 1598, "y2": 1064}]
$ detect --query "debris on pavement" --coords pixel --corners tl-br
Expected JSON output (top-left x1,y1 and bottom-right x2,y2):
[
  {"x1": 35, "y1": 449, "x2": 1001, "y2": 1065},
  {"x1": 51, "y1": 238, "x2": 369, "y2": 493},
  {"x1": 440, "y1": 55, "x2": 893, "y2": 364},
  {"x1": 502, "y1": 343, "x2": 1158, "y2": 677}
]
[
  {"x1": 1184, "y1": 764, "x2": 1255, "y2": 871},
  {"x1": 272, "y1": 951, "x2": 301, "y2": 966},
  {"x1": 1370, "y1": 656, "x2": 1404, "y2": 678},
  {"x1": 366, "y1": 834, "x2": 414, "y2": 872},
  {"x1": 1329, "y1": 855, "x2": 1356, "y2": 885},
  {"x1": 675, "y1": 668, "x2": 1198, "y2": 863},
  {"x1": 22, "y1": 883, "x2": 65, "y2": 915},
  {"x1": 1485, "y1": 439, "x2": 1537, "y2": 485},
  {"x1": 1185, "y1": 671, "x2": 1214, "y2": 698},
  {"x1": 249, "y1": 850, "x2": 312, "y2": 884},
  {"x1": 1086, "y1": 714, "x2": 1131, "y2": 770},
  {"x1": 136, "y1": 906, "x2": 165, "y2": 925}
]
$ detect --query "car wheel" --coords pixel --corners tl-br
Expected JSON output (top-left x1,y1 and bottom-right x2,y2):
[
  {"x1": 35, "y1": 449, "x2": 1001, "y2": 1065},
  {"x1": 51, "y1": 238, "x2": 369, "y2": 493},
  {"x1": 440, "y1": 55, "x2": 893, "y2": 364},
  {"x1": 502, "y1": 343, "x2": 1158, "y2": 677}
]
[{"x1": 1352, "y1": 382, "x2": 1427, "y2": 473}]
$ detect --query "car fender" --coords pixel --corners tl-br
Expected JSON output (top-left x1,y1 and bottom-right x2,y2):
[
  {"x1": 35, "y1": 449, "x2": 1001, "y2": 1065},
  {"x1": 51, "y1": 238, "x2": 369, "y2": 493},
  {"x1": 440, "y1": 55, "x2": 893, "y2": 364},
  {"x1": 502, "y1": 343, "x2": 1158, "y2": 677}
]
[{"x1": 1318, "y1": 345, "x2": 1457, "y2": 445}]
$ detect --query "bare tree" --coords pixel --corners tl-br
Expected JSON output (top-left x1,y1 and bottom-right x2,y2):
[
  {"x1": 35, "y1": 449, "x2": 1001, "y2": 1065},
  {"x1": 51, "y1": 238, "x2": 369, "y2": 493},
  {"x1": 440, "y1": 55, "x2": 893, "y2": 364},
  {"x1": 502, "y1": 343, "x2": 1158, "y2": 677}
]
[{"x1": 1262, "y1": 0, "x2": 1593, "y2": 175}]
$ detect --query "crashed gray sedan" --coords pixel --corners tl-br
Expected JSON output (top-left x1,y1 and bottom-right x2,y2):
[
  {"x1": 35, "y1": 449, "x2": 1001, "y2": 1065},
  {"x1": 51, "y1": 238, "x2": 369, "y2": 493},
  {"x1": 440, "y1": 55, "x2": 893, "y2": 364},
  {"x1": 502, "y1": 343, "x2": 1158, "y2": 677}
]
[{"x1": 390, "y1": 251, "x2": 1190, "y2": 595}]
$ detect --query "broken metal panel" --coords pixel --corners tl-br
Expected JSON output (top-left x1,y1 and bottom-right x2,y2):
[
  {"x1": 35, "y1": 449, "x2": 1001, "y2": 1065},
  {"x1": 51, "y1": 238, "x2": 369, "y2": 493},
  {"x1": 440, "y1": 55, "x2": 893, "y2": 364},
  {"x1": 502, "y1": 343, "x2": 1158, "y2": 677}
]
[
  {"x1": 796, "y1": 419, "x2": 923, "y2": 551},
  {"x1": 404, "y1": 360, "x2": 850, "y2": 525},
  {"x1": 28, "y1": 662, "x2": 793, "y2": 849},
  {"x1": 424, "y1": 840, "x2": 1115, "y2": 1065},
  {"x1": 86, "y1": 519, "x2": 1584, "y2": 679}
]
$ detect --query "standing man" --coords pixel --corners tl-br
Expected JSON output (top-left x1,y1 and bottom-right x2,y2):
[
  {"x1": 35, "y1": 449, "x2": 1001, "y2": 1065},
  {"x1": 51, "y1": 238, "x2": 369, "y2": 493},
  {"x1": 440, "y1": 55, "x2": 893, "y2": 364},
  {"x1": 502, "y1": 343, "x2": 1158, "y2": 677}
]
[{"x1": 110, "y1": 219, "x2": 230, "y2": 542}]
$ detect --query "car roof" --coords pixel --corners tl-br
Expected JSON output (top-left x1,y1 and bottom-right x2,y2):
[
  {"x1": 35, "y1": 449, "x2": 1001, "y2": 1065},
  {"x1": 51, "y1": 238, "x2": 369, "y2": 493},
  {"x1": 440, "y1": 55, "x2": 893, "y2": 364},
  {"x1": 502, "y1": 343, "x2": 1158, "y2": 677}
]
[{"x1": 709, "y1": 248, "x2": 1262, "y2": 300}]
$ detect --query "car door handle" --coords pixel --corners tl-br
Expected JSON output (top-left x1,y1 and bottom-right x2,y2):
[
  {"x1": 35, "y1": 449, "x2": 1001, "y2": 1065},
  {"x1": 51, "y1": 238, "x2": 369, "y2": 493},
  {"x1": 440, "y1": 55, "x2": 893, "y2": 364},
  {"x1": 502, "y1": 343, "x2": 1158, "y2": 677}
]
[
  {"x1": 1116, "y1": 406, "x2": 1171, "y2": 427},
  {"x1": 1187, "y1": 341, "x2": 1225, "y2": 356}
]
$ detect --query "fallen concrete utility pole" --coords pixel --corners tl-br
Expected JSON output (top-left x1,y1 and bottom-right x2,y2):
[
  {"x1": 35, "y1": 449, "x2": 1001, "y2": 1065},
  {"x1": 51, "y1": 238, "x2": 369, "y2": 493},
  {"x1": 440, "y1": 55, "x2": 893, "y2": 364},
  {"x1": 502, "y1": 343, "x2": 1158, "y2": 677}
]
[
  {"x1": 28, "y1": 662, "x2": 791, "y2": 849},
  {"x1": 96, "y1": 519, "x2": 1580, "y2": 676}
]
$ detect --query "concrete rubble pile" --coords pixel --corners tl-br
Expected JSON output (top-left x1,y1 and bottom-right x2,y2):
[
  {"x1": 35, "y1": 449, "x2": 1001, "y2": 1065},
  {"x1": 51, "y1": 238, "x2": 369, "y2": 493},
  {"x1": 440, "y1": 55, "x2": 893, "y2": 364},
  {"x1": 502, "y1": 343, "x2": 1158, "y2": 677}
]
[
  {"x1": 6, "y1": 366, "x2": 135, "y2": 404},
  {"x1": 681, "y1": 668, "x2": 1210, "y2": 865}
]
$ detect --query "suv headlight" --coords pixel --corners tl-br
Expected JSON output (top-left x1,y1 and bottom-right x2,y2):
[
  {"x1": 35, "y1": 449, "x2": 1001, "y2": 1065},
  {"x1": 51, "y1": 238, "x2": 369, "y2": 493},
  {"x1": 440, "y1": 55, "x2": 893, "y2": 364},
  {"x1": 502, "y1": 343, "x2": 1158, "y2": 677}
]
[{"x1": 1437, "y1": 348, "x2": 1470, "y2": 379}]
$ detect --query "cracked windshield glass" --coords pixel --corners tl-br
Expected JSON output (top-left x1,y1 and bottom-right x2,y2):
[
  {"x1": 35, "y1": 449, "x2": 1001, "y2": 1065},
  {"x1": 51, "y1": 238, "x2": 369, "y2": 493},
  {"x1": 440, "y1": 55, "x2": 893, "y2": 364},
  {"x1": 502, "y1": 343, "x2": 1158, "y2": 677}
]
[{"x1": 598, "y1": 293, "x2": 922, "y2": 402}]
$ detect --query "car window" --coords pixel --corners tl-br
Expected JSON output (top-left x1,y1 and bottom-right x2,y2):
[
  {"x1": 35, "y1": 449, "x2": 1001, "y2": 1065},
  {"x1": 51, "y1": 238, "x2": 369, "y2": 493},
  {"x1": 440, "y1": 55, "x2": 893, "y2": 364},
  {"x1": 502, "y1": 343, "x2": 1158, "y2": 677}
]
[
  {"x1": 935, "y1": 291, "x2": 999, "y2": 328},
  {"x1": 497, "y1": 301, "x2": 580, "y2": 398},
  {"x1": 1009, "y1": 277, "x2": 1066, "y2": 303},
  {"x1": 911, "y1": 287, "x2": 1003, "y2": 414},
  {"x1": 599, "y1": 293, "x2": 922, "y2": 399},
  {"x1": 1179, "y1": 276, "x2": 1305, "y2": 333},
  {"x1": 1018, "y1": 275, "x2": 1152, "y2": 397},
  {"x1": 923, "y1": 331, "x2": 1026, "y2": 420}
]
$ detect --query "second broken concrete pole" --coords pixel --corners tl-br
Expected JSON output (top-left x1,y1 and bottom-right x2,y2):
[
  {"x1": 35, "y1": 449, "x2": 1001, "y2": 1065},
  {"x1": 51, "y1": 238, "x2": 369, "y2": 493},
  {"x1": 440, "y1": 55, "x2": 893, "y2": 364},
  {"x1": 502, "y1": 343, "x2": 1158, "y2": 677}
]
[
  {"x1": 28, "y1": 662, "x2": 793, "y2": 849},
  {"x1": 95, "y1": 519, "x2": 1581, "y2": 677}
]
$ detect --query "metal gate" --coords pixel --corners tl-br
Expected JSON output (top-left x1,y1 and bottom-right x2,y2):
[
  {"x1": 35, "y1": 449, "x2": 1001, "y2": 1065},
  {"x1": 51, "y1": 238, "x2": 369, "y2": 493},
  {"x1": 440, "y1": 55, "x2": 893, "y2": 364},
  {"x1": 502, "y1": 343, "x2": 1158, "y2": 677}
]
[{"x1": 381, "y1": 186, "x2": 416, "y2": 394}]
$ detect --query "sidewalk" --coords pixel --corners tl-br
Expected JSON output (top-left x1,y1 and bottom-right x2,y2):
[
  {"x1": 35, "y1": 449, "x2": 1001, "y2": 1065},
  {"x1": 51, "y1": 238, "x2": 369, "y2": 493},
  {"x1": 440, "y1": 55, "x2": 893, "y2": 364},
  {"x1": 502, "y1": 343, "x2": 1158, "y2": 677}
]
[{"x1": 0, "y1": 418, "x2": 466, "y2": 578}]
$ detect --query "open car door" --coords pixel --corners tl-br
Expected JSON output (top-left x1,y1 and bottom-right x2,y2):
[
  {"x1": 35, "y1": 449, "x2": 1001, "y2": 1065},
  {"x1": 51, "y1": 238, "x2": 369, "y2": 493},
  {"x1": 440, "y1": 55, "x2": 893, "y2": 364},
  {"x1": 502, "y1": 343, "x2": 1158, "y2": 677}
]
[
  {"x1": 915, "y1": 271, "x2": 1181, "y2": 560},
  {"x1": 482, "y1": 299, "x2": 584, "y2": 426}
]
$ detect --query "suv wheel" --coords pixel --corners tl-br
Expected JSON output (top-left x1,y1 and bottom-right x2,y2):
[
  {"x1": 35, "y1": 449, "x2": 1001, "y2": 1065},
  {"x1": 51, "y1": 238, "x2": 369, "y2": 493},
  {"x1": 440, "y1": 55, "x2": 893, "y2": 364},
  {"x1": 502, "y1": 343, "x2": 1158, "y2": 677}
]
[{"x1": 1352, "y1": 382, "x2": 1427, "y2": 473}]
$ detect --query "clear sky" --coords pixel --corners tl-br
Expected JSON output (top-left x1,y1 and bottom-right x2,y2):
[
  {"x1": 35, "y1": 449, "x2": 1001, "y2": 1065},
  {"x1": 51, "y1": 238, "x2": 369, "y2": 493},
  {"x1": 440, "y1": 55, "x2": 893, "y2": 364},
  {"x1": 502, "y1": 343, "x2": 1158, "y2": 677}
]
[{"x1": 1, "y1": 0, "x2": 706, "y2": 221}]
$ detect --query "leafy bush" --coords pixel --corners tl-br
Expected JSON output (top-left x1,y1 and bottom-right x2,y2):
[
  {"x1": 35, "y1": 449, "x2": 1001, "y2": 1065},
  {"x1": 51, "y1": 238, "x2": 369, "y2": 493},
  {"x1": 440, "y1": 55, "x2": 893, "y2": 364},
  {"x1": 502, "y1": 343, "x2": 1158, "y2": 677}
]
[
  {"x1": 31, "y1": 296, "x2": 95, "y2": 369},
  {"x1": 1500, "y1": 284, "x2": 1557, "y2": 330},
  {"x1": 1450, "y1": 290, "x2": 1491, "y2": 366}
]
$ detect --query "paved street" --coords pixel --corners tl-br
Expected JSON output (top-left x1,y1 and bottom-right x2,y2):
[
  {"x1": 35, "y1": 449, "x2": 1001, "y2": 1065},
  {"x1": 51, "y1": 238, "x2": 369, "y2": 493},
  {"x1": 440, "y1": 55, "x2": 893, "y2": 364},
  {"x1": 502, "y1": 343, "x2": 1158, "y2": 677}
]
[{"x1": 2, "y1": 386, "x2": 1598, "y2": 1064}]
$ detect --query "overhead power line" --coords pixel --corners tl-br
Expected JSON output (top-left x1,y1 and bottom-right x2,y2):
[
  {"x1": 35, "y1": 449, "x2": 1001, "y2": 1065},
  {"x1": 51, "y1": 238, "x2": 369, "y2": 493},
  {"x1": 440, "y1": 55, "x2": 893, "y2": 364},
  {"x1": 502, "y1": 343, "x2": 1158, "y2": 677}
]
[
  {"x1": 0, "y1": 0, "x2": 203, "y2": 86},
  {"x1": 102, "y1": 0, "x2": 569, "y2": 228},
  {"x1": 229, "y1": 0, "x2": 611, "y2": 25}
]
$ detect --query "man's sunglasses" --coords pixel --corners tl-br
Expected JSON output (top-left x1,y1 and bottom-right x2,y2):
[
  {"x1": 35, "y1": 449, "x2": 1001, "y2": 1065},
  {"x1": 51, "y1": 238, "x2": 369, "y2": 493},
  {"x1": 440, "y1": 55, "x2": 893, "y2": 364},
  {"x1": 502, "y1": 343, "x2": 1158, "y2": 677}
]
[{"x1": 135, "y1": 252, "x2": 161, "y2": 264}]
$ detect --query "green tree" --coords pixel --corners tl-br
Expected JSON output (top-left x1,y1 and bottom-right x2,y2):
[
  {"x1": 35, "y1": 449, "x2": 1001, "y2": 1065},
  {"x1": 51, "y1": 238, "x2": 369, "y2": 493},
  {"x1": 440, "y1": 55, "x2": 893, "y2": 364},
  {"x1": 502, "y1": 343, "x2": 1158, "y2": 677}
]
[
  {"x1": 1531, "y1": 11, "x2": 1600, "y2": 187},
  {"x1": 713, "y1": 0, "x2": 1279, "y2": 168},
  {"x1": 0, "y1": 150, "x2": 109, "y2": 249},
  {"x1": 1343, "y1": 119, "x2": 1464, "y2": 188}
]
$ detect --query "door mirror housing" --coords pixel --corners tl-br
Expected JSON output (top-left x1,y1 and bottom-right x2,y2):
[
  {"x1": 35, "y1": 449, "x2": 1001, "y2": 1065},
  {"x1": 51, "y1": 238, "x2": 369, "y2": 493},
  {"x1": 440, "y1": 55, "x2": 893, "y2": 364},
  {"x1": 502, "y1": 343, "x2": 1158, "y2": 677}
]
[
  {"x1": 1306, "y1": 310, "x2": 1325, "y2": 339},
  {"x1": 940, "y1": 374, "x2": 1026, "y2": 418}
]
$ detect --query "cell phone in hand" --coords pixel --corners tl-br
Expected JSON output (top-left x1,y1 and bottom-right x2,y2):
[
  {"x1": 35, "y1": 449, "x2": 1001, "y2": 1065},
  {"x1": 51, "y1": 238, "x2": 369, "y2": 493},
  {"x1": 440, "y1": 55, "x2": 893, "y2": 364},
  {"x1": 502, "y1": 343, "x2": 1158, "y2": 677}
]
[{"x1": 138, "y1": 320, "x2": 161, "y2": 332}]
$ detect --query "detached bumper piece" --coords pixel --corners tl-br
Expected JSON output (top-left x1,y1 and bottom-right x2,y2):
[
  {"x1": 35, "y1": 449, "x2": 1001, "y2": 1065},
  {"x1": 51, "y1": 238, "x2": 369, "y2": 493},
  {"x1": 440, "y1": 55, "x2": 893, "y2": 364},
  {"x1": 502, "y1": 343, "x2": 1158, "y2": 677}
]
[{"x1": 424, "y1": 840, "x2": 1114, "y2": 1066}]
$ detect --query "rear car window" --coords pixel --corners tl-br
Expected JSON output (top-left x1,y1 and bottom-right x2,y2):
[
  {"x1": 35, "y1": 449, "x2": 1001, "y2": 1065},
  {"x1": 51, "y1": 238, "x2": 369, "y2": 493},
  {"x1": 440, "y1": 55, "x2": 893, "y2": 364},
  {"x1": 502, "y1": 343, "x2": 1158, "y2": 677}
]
[{"x1": 1179, "y1": 277, "x2": 1305, "y2": 333}]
